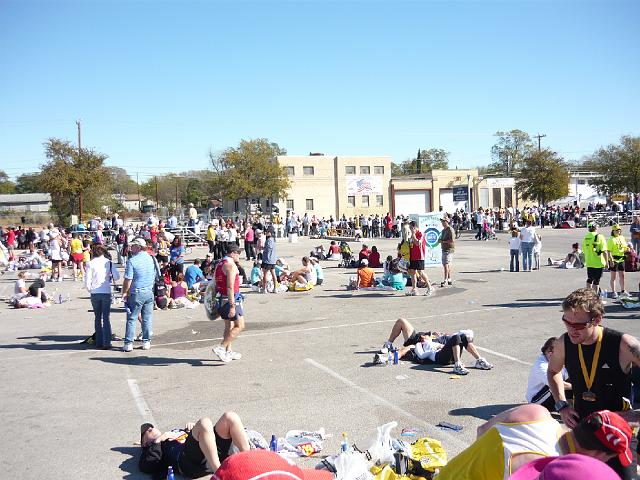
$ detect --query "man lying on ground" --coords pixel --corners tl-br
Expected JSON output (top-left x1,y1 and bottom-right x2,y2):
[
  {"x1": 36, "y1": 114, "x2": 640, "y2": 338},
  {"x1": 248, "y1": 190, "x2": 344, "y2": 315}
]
[
  {"x1": 374, "y1": 317, "x2": 493, "y2": 375},
  {"x1": 436, "y1": 404, "x2": 633, "y2": 480},
  {"x1": 139, "y1": 411, "x2": 250, "y2": 479}
]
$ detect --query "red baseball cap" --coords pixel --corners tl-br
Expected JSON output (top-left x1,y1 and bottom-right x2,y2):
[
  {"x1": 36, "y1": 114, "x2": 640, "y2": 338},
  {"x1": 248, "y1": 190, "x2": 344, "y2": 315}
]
[
  {"x1": 211, "y1": 450, "x2": 333, "y2": 480},
  {"x1": 589, "y1": 410, "x2": 633, "y2": 467},
  {"x1": 509, "y1": 454, "x2": 618, "y2": 480}
]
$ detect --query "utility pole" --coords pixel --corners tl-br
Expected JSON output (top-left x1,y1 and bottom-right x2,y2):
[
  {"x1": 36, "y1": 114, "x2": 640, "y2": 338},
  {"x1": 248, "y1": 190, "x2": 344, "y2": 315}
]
[
  {"x1": 136, "y1": 172, "x2": 141, "y2": 211},
  {"x1": 175, "y1": 180, "x2": 179, "y2": 210},
  {"x1": 76, "y1": 119, "x2": 83, "y2": 222},
  {"x1": 154, "y1": 176, "x2": 159, "y2": 208},
  {"x1": 534, "y1": 133, "x2": 546, "y2": 152}
]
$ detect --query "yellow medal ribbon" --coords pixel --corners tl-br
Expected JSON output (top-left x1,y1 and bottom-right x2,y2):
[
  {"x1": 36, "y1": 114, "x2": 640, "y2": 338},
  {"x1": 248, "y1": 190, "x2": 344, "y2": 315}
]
[{"x1": 578, "y1": 326, "x2": 603, "y2": 393}]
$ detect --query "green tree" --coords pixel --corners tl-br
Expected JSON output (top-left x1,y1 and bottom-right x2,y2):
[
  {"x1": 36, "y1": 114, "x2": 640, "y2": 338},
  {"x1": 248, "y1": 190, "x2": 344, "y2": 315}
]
[
  {"x1": 210, "y1": 138, "x2": 289, "y2": 209},
  {"x1": 107, "y1": 167, "x2": 138, "y2": 196},
  {"x1": 0, "y1": 170, "x2": 16, "y2": 193},
  {"x1": 515, "y1": 149, "x2": 569, "y2": 205},
  {"x1": 14, "y1": 173, "x2": 43, "y2": 193},
  {"x1": 140, "y1": 170, "x2": 220, "y2": 209},
  {"x1": 39, "y1": 138, "x2": 112, "y2": 221},
  {"x1": 585, "y1": 136, "x2": 640, "y2": 196},
  {"x1": 391, "y1": 148, "x2": 449, "y2": 176},
  {"x1": 489, "y1": 130, "x2": 534, "y2": 175}
]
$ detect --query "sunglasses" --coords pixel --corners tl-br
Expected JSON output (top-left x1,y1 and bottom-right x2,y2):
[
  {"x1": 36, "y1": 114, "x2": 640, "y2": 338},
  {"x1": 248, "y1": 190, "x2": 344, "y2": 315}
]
[{"x1": 561, "y1": 316, "x2": 593, "y2": 330}]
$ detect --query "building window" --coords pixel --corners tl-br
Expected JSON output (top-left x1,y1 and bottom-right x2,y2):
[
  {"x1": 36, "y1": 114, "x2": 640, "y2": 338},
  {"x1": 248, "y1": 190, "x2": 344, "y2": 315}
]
[
  {"x1": 303, "y1": 166, "x2": 314, "y2": 176},
  {"x1": 374, "y1": 166, "x2": 384, "y2": 175},
  {"x1": 347, "y1": 196, "x2": 355, "y2": 207},
  {"x1": 376, "y1": 195, "x2": 384, "y2": 206},
  {"x1": 362, "y1": 195, "x2": 369, "y2": 207},
  {"x1": 306, "y1": 199, "x2": 314, "y2": 211},
  {"x1": 360, "y1": 166, "x2": 370, "y2": 174},
  {"x1": 266, "y1": 199, "x2": 270, "y2": 207},
  {"x1": 286, "y1": 199, "x2": 294, "y2": 210},
  {"x1": 577, "y1": 179, "x2": 586, "y2": 185},
  {"x1": 286, "y1": 166, "x2": 295, "y2": 176},
  {"x1": 345, "y1": 166, "x2": 356, "y2": 175}
]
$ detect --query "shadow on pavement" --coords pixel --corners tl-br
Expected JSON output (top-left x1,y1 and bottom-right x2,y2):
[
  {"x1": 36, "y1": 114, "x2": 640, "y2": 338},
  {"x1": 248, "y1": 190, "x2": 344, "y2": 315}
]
[
  {"x1": 17, "y1": 334, "x2": 88, "y2": 342},
  {"x1": 0, "y1": 340, "x2": 93, "y2": 351},
  {"x1": 449, "y1": 403, "x2": 522, "y2": 420},
  {"x1": 91, "y1": 355, "x2": 222, "y2": 367},
  {"x1": 111, "y1": 446, "x2": 147, "y2": 479}
]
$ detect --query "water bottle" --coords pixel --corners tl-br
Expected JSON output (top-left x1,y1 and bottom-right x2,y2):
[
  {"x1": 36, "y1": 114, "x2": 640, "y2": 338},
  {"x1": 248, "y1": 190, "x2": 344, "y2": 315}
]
[
  {"x1": 270, "y1": 434, "x2": 278, "y2": 452},
  {"x1": 58, "y1": 293, "x2": 63, "y2": 304},
  {"x1": 600, "y1": 289, "x2": 608, "y2": 304},
  {"x1": 341, "y1": 432, "x2": 349, "y2": 452},
  {"x1": 393, "y1": 349, "x2": 399, "y2": 365},
  {"x1": 167, "y1": 466, "x2": 175, "y2": 480},
  {"x1": 387, "y1": 350, "x2": 393, "y2": 366},
  {"x1": 67, "y1": 293, "x2": 71, "y2": 303}
]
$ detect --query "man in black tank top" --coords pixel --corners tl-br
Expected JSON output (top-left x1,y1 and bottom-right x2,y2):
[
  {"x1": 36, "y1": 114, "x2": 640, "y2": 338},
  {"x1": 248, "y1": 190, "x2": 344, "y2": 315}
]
[{"x1": 547, "y1": 288, "x2": 640, "y2": 479}]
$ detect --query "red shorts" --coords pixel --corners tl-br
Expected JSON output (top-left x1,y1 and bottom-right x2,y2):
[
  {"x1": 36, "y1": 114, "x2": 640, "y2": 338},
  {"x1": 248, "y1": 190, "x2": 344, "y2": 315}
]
[{"x1": 71, "y1": 253, "x2": 84, "y2": 263}]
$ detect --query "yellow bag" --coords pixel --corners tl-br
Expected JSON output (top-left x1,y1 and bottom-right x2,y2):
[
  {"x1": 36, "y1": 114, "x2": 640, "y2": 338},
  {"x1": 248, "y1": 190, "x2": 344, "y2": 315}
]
[
  {"x1": 408, "y1": 437, "x2": 447, "y2": 476},
  {"x1": 371, "y1": 464, "x2": 428, "y2": 480},
  {"x1": 289, "y1": 282, "x2": 314, "y2": 292}
]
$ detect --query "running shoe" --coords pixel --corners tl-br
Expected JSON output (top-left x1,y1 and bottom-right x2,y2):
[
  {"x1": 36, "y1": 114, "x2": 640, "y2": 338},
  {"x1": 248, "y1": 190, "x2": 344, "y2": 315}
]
[
  {"x1": 142, "y1": 341, "x2": 151, "y2": 351},
  {"x1": 406, "y1": 289, "x2": 418, "y2": 296},
  {"x1": 474, "y1": 358, "x2": 493, "y2": 370},
  {"x1": 373, "y1": 353, "x2": 385, "y2": 365},
  {"x1": 122, "y1": 343, "x2": 133, "y2": 352},
  {"x1": 380, "y1": 341, "x2": 393, "y2": 354},
  {"x1": 212, "y1": 344, "x2": 231, "y2": 363},
  {"x1": 424, "y1": 288, "x2": 435, "y2": 297},
  {"x1": 228, "y1": 350, "x2": 242, "y2": 360},
  {"x1": 453, "y1": 364, "x2": 469, "y2": 375}
]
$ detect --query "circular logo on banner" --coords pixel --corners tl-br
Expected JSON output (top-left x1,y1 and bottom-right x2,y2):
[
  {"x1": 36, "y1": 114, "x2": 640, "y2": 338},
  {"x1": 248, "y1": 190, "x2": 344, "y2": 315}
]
[{"x1": 425, "y1": 228, "x2": 440, "y2": 248}]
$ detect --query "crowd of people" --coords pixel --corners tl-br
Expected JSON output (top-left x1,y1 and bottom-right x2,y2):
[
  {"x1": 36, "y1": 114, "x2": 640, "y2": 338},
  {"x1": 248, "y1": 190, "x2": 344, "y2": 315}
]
[{"x1": 3, "y1": 205, "x2": 640, "y2": 480}]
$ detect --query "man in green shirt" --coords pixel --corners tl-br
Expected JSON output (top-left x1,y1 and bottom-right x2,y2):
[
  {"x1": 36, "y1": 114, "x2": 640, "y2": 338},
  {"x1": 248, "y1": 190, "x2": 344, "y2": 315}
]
[{"x1": 582, "y1": 223, "x2": 607, "y2": 292}]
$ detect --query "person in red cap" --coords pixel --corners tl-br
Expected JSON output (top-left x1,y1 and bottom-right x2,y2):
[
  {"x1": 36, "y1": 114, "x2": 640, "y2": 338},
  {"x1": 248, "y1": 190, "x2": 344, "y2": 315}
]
[
  {"x1": 211, "y1": 449, "x2": 332, "y2": 480},
  {"x1": 139, "y1": 412, "x2": 250, "y2": 478},
  {"x1": 435, "y1": 404, "x2": 633, "y2": 480},
  {"x1": 508, "y1": 453, "x2": 619, "y2": 480},
  {"x1": 547, "y1": 287, "x2": 640, "y2": 478}
]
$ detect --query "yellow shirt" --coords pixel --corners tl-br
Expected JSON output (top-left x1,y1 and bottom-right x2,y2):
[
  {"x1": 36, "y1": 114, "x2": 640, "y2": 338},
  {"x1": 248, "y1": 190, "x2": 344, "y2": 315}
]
[
  {"x1": 607, "y1": 234, "x2": 628, "y2": 262},
  {"x1": 436, "y1": 419, "x2": 562, "y2": 480},
  {"x1": 70, "y1": 238, "x2": 83, "y2": 254}
]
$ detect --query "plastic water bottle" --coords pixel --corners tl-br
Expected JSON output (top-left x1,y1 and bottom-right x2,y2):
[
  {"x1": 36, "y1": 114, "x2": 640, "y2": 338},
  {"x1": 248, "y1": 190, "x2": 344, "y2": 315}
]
[
  {"x1": 58, "y1": 293, "x2": 63, "y2": 304},
  {"x1": 270, "y1": 434, "x2": 278, "y2": 452},
  {"x1": 341, "y1": 432, "x2": 349, "y2": 452},
  {"x1": 167, "y1": 466, "x2": 175, "y2": 480},
  {"x1": 387, "y1": 350, "x2": 393, "y2": 366},
  {"x1": 67, "y1": 293, "x2": 71, "y2": 303},
  {"x1": 393, "y1": 349, "x2": 399, "y2": 365},
  {"x1": 600, "y1": 289, "x2": 608, "y2": 304}
]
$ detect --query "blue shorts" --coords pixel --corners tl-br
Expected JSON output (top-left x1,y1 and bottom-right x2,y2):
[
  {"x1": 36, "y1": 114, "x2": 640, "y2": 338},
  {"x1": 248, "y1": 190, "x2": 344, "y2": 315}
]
[{"x1": 218, "y1": 299, "x2": 244, "y2": 320}]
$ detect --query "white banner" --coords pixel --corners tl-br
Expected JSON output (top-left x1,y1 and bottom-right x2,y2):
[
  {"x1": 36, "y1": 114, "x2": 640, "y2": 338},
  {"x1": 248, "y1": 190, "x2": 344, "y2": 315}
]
[
  {"x1": 409, "y1": 212, "x2": 443, "y2": 267},
  {"x1": 486, "y1": 177, "x2": 515, "y2": 188},
  {"x1": 346, "y1": 175, "x2": 383, "y2": 195}
]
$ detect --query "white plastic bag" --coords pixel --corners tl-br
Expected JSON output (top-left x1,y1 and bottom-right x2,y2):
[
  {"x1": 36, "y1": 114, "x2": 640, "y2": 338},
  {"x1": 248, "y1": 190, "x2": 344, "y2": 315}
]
[
  {"x1": 365, "y1": 421, "x2": 397, "y2": 466},
  {"x1": 333, "y1": 452, "x2": 374, "y2": 480}
]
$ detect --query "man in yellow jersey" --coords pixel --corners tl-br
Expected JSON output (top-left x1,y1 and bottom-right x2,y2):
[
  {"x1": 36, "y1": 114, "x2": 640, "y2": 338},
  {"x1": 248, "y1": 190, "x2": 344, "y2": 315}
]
[
  {"x1": 607, "y1": 224, "x2": 630, "y2": 298},
  {"x1": 69, "y1": 232, "x2": 85, "y2": 281},
  {"x1": 436, "y1": 404, "x2": 632, "y2": 480},
  {"x1": 548, "y1": 287, "x2": 640, "y2": 479},
  {"x1": 582, "y1": 222, "x2": 607, "y2": 292}
]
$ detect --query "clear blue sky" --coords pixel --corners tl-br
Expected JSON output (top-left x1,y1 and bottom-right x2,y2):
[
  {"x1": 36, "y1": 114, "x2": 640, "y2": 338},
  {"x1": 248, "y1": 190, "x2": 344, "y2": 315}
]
[{"x1": 1, "y1": 0, "x2": 638, "y2": 182}]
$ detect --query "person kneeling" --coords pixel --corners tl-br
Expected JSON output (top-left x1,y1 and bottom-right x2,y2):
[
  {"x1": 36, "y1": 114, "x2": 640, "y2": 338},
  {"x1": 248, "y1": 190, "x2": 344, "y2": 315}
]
[{"x1": 139, "y1": 411, "x2": 250, "y2": 478}]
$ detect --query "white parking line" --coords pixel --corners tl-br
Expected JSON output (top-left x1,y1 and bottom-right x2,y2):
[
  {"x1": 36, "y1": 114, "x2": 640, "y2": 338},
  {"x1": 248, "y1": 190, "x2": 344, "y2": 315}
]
[
  {"x1": 304, "y1": 358, "x2": 470, "y2": 450},
  {"x1": 127, "y1": 378, "x2": 156, "y2": 425},
  {"x1": 475, "y1": 347, "x2": 533, "y2": 366}
]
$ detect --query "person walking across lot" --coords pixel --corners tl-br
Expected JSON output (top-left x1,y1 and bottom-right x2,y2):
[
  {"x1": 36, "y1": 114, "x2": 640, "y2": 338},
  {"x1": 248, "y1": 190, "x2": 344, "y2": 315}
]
[
  {"x1": 582, "y1": 223, "x2": 607, "y2": 292},
  {"x1": 435, "y1": 214, "x2": 455, "y2": 286}
]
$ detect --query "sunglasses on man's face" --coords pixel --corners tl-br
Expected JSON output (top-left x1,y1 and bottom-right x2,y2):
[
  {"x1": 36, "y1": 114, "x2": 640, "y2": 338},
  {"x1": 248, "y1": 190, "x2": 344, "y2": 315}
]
[{"x1": 561, "y1": 316, "x2": 593, "y2": 330}]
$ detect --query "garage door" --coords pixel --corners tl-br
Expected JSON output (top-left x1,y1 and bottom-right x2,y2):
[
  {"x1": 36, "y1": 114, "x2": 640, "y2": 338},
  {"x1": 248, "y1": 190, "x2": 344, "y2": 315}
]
[{"x1": 394, "y1": 190, "x2": 431, "y2": 215}]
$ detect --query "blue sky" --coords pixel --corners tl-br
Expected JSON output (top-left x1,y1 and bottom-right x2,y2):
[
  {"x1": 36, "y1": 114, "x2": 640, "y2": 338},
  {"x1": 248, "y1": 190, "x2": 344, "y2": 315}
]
[{"x1": 1, "y1": 0, "x2": 638, "y2": 182}]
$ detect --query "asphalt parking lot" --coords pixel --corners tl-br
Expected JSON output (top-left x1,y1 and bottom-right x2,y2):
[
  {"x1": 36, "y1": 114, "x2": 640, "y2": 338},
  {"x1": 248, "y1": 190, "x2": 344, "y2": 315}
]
[{"x1": 1, "y1": 227, "x2": 639, "y2": 479}]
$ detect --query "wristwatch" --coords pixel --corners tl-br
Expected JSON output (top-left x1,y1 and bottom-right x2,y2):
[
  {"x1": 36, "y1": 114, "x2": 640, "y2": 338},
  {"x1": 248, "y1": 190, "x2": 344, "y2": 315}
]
[{"x1": 555, "y1": 400, "x2": 569, "y2": 412}]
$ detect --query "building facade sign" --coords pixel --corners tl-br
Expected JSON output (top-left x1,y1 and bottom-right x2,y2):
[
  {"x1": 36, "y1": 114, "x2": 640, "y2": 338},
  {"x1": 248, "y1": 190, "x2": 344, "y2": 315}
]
[
  {"x1": 486, "y1": 178, "x2": 515, "y2": 188},
  {"x1": 346, "y1": 175, "x2": 384, "y2": 195},
  {"x1": 452, "y1": 186, "x2": 469, "y2": 202}
]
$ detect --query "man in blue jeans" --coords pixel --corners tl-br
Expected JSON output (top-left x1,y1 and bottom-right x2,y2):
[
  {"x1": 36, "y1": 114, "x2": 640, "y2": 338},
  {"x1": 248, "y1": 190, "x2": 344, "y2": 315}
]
[{"x1": 122, "y1": 237, "x2": 157, "y2": 352}]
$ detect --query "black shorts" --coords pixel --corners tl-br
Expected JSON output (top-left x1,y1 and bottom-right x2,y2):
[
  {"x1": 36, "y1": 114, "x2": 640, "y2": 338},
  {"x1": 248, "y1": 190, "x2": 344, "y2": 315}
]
[
  {"x1": 409, "y1": 260, "x2": 424, "y2": 271},
  {"x1": 586, "y1": 267, "x2": 604, "y2": 285},
  {"x1": 179, "y1": 428, "x2": 232, "y2": 478},
  {"x1": 611, "y1": 262, "x2": 625, "y2": 272},
  {"x1": 403, "y1": 331, "x2": 430, "y2": 347},
  {"x1": 262, "y1": 263, "x2": 275, "y2": 270},
  {"x1": 434, "y1": 334, "x2": 470, "y2": 365},
  {"x1": 219, "y1": 299, "x2": 244, "y2": 320}
]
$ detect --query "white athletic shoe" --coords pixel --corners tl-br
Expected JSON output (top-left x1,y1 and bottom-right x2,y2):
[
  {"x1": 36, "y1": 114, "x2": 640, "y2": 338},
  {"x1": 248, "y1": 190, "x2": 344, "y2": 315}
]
[
  {"x1": 212, "y1": 344, "x2": 231, "y2": 363},
  {"x1": 474, "y1": 358, "x2": 493, "y2": 370},
  {"x1": 122, "y1": 343, "x2": 133, "y2": 352},
  {"x1": 142, "y1": 341, "x2": 151, "y2": 350},
  {"x1": 228, "y1": 350, "x2": 242, "y2": 360}
]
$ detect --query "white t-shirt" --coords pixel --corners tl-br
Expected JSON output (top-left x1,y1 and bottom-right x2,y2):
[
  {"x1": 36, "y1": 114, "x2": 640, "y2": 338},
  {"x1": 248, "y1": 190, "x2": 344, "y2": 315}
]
[
  {"x1": 85, "y1": 256, "x2": 121, "y2": 294},
  {"x1": 520, "y1": 226, "x2": 536, "y2": 243},
  {"x1": 509, "y1": 237, "x2": 521, "y2": 250},
  {"x1": 15, "y1": 279, "x2": 26, "y2": 294},
  {"x1": 414, "y1": 340, "x2": 442, "y2": 362},
  {"x1": 525, "y1": 353, "x2": 568, "y2": 402}
]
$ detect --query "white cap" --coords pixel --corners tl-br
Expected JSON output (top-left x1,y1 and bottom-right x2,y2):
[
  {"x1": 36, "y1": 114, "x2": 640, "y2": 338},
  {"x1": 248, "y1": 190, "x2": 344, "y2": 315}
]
[
  {"x1": 130, "y1": 237, "x2": 147, "y2": 248},
  {"x1": 361, "y1": 258, "x2": 369, "y2": 266}
]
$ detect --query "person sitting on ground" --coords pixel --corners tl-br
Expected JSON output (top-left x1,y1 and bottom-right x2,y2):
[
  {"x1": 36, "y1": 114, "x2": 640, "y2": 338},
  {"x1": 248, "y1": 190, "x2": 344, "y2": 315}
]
[
  {"x1": 14, "y1": 271, "x2": 28, "y2": 298},
  {"x1": 525, "y1": 337, "x2": 571, "y2": 411},
  {"x1": 368, "y1": 245, "x2": 382, "y2": 268},
  {"x1": 168, "y1": 272, "x2": 194, "y2": 308},
  {"x1": 12, "y1": 276, "x2": 48, "y2": 308},
  {"x1": 548, "y1": 243, "x2": 585, "y2": 269},
  {"x1": 358, "y1": 244, "x2": 371, "y2": 261},
  {"x1": 288, "y1": 256, "x2": 316, "y2": 287},
  {"x1": 309, "y1": 257, "x2": 324, "y2": 286},
  {"x1": 375, "y1": 318, "x2": 493, "y2": 375},
  {"x1": 275, "y1": 258, "x2": 290, "y2": 282},
  {"x1": 382, "y1": 255, "x2": 407, "y2": 290},
  {"x1": 352, "y1": 258, "x2": 375, "y2": 289},
  {"x1": 139, "y1": 411, "x2": 250, "y2": 478},
  {"x1": 327, "y1": 241, "x2": 341, "y2": 260},
  {"x1": 249, "y1": 260, "x2": 262, "y2": 290},
  {"x1": 185, "y1": 259, "x2": 205, "y2": 291},
  {"x1": 435, "y1": 404, "x2": 633, "y2": 480}
]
